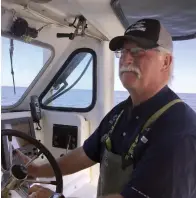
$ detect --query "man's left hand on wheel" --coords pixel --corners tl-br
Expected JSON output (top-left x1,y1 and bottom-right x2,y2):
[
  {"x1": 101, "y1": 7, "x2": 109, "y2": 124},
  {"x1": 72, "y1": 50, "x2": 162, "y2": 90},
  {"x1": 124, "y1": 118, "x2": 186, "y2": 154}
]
[{"x1": 28, "y1": 185, "x2": 54, "y2": 198}]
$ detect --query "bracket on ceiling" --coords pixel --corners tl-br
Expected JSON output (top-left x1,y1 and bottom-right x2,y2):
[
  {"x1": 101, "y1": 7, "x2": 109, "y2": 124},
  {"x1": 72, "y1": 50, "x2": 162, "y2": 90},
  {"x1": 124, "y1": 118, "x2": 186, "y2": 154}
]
[{"x1": 56, "y1": 15, "x2": 88, "y2": 40}]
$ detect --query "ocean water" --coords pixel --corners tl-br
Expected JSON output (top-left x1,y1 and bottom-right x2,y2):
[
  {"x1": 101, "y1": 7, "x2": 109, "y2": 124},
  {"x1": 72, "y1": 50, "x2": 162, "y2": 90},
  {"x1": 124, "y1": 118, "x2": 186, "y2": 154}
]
[{"x1": 1, "y1": 86, "x2": 196, "y2": 112}]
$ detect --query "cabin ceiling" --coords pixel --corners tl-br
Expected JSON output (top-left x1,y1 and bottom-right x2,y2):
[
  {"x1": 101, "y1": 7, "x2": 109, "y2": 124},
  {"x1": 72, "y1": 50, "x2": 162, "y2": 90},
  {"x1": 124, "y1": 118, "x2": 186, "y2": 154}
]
[
  {"x1": 111, "y1": 0, "x2": 196, "y2": 40},
  {"x1": 2, "y1": 0, "x2": 195, "y2": 42},
  {"x1": 1, "y1": 0, "x2": 124, "y2": 41}
]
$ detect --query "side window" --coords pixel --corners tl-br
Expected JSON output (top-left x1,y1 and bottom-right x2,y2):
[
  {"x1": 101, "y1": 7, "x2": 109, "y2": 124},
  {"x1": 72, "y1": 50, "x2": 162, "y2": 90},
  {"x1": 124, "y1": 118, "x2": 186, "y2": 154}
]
[
  {"x1": 114, "y1": 39, "x2": 196, "y2": 112},
  {"x1": 1, "y1": 36, "x2": 53, "y2": 107},
  {"x1": 40, "y1": 49, "x2": 96, "y2": 111}
]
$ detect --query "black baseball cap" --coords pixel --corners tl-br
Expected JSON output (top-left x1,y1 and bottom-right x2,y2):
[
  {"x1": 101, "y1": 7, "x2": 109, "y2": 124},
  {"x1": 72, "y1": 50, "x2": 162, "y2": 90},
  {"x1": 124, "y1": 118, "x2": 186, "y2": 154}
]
[{"x1": 109, "y1": 18, "x2": 173, "y2": 53}]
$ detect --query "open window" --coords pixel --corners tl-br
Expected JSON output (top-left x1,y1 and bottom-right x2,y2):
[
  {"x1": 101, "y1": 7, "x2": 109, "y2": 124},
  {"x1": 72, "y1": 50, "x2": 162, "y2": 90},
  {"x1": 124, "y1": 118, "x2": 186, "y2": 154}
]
[
  {"x1": 1, "y1": 35, "x2": 53, "y2": 108},
  {"x1": 114, "y1": 39, "x2": 196, "y2": 112},
  {"x1": 111, "y1": 0, "x2": 196, "y2": 111},
  {"x1": 40, "y1": 48, "x2": 97, "y2": 112}
]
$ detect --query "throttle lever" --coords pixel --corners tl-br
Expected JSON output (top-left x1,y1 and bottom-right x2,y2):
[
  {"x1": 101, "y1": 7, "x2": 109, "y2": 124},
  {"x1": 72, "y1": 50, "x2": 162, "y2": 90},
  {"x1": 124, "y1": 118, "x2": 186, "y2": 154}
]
[{"x1": 66, "y1": 135, "x2": 71, "y2": 154}]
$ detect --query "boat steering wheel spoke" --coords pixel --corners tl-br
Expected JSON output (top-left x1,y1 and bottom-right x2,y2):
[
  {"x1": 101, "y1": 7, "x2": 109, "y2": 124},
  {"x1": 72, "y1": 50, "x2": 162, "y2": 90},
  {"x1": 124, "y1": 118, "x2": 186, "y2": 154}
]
[{"x1": 1, "y1": 129, "x2": 63, "y2": 198}]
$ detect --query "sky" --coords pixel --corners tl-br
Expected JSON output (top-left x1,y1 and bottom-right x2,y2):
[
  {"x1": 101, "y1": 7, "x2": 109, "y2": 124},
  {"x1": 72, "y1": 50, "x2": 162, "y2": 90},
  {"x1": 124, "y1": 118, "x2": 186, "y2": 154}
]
[
  {"x1": 1, "y1": 36, "x2": 196, "y2": 94},
  {"x1": 1, "y1": 37, "x2": 46, "y2": 87},
  {"x1": 114, "y1": 39, "x2": 196, "y2": 93}
]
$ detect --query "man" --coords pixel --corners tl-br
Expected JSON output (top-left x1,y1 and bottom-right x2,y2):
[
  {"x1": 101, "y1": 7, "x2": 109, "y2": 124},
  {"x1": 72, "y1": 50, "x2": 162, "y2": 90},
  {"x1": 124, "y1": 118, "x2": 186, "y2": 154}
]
[{"x1": 22, "y1": 19, "x2": 196, "y2": 198}]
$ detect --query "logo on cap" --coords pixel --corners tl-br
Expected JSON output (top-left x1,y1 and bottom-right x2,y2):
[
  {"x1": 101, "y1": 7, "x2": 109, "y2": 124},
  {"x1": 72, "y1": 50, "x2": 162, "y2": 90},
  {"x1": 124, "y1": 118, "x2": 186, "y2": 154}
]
[{"x1": 125, "y1": 20, "x2": 146, "y2": 33}]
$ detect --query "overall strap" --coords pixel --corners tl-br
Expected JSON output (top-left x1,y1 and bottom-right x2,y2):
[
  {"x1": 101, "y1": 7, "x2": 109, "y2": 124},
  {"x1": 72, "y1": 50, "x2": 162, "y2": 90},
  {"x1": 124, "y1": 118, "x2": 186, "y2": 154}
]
[
  {"x1": 141, "y1": 99, "x2": 182, "y2": 134},
  {"x1": 125, "y1": 99, "x2": 183, "y2": 160},
  {"x1": 102, "y1": 110, "x2": 124, "y2": 151}
]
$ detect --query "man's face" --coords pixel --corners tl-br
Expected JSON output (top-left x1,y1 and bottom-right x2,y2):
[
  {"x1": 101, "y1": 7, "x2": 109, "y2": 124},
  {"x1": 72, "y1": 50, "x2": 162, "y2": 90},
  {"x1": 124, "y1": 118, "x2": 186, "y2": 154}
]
[{"x1": 118, "y1": 41, "x2": 171, "y2": 91}]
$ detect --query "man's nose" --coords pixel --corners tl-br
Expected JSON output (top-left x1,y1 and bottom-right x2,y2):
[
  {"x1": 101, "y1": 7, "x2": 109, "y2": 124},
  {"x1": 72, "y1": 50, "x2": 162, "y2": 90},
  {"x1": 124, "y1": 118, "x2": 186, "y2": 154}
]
[{"x1": 121, "y1": 51, "x2": 134, "y2": 65}]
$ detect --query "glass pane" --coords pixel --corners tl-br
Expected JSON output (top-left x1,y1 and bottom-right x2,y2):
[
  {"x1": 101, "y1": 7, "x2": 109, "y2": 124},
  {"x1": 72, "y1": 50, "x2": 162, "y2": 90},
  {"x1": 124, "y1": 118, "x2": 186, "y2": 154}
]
[
  {"x1": 114, "y1": 39, "x2": 196, "y2": 112},
  {"x1": 1, "y1": 36, "x2": 52, "y2": 106},
  {"x1": 42, "y1": 52, "x2": 93, "y2": 109}
]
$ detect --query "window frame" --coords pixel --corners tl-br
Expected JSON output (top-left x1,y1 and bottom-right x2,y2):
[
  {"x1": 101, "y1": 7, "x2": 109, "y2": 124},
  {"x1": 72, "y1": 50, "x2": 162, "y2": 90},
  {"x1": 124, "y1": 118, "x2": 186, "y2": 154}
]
[
  {"x1": 1, "y1": 32, "x2": 55, "y2": 110},
  {"x1": 39, "y1": 48, "x2": 97, "y2": 112}
]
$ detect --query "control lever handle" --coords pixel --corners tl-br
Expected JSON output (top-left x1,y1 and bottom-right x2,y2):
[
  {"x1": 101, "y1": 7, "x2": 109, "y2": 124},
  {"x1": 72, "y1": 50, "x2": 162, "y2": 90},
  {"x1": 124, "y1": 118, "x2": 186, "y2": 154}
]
[
  {"x1": 66, "y1": 135, "x2": 71, "y2": 154},
  {"x1": 56, "y1": 33, "x2": 74, "y2": 40}
]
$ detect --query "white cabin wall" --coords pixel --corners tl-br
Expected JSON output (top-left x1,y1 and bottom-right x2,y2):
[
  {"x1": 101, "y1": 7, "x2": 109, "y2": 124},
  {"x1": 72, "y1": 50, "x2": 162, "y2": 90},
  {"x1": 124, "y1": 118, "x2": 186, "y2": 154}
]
[
  {"x1": 81, "y1": 41, "x2": 115, "y2": 185},
  {"x1": 42, "y1": 37, "x2": 115, "y2": 185},
  {"x1": 1, "y1": 0, "x2": 124, "y2": 195},
  {"x1": 83, "y1": 41, "x2": 115, "y2": 129},
  {"x1": 1, "y1": 0, "x2": 123, "y2": 188}
]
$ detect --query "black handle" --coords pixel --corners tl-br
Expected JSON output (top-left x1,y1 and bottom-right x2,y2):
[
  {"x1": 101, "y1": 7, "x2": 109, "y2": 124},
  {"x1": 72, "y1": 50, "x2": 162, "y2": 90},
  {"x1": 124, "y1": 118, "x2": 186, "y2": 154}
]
[
  {"x1": 56, "y1": 33, "x2": 70, "y2": 38},
  {"x1": 56, "y1": 33, "x2": 74, "y2": 40}
]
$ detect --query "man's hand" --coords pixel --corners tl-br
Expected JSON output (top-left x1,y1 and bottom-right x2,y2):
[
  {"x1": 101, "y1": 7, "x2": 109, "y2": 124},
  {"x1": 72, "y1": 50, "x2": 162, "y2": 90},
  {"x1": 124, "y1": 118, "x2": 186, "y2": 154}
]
[
  {"x1": 15, "y1": 149, "x2": 40, "y2": 178},
  {"x1": 28, "y1": 185, "x2": 54, "y2": 198}
]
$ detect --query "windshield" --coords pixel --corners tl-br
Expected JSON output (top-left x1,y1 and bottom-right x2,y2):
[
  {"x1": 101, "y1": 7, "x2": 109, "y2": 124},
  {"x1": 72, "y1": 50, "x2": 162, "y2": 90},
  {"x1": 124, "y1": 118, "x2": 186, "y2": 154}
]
[
  {"x1": 1, "y1": 36, "x2": 52, "y2": 107},
  {"x1": 114, "y1": 39, "x2": 196, "y2": 112}
]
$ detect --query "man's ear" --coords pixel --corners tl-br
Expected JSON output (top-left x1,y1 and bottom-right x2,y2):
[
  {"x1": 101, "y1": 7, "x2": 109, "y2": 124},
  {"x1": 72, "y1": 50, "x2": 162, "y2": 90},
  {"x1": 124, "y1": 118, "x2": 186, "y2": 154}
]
[{"x1": 161, "y1": 54, "x2": 172, "y2": 72}]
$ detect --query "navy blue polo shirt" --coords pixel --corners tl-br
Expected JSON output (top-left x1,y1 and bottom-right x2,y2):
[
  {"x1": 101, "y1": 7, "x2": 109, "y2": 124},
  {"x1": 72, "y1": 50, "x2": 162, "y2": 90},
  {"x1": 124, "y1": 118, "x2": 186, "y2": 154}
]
[{"x1": 83, "y1": 86, "x2": 196, "y2": 198}]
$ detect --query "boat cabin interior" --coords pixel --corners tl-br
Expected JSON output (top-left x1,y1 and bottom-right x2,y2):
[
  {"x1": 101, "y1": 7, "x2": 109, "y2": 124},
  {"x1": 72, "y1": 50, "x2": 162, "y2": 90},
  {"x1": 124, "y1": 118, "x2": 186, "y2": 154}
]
[{"x1": 1, "y1": 0, "x2": 196, "y2": 197}]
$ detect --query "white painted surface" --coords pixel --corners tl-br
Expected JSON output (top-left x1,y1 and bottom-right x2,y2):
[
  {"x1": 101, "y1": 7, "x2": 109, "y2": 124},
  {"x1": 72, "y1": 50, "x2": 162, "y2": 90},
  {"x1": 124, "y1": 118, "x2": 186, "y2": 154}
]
[
  {"x1": 40, "y1": 109, "x2": 94, "y2": 195},
  {"x1": 1, "y1": 112, "x2": 31, "y2": 120}
]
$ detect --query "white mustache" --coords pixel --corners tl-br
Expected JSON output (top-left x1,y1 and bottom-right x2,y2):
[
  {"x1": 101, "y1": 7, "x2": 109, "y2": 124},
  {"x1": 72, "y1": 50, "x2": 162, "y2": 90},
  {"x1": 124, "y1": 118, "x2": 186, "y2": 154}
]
[{"x1": 119, "y1": 65, "x2": 141, "y2": 79}]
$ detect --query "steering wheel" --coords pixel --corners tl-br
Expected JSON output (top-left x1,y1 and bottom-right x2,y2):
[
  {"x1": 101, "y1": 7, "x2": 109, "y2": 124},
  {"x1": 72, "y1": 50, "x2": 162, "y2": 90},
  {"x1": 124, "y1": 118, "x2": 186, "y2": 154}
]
[{"x1": 1, "y1": 129, "x2": 63, "y2": 198}]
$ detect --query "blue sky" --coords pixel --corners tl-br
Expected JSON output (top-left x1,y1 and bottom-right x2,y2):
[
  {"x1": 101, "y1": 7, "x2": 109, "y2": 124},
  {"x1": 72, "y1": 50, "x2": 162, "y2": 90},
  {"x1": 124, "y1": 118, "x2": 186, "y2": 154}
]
[{"x1": 2, "y1": 37, "x2": 196, "y2": 93}]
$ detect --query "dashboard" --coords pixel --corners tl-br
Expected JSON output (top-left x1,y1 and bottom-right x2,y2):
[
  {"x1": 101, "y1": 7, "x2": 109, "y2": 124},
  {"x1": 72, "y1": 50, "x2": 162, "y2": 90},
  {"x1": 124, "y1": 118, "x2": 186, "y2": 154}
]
[{"x1": 1, "y1": 112, "x2": 39, "y2": 170}]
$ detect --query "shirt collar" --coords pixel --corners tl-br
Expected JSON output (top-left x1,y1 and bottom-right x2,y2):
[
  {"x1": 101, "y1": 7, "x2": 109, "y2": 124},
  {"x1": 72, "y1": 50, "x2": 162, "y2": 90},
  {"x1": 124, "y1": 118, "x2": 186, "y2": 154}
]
[{"x1": 125, "y1": 86, "x2": 179, "y2": 120}]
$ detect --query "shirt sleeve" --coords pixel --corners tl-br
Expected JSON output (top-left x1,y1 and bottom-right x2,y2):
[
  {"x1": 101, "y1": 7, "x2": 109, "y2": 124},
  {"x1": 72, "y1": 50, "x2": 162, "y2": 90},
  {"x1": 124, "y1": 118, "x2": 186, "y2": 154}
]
[
  {"x1": 83, "y1": 112, "x2": 112, "y2": 163},
  {"x1": 83, "y1": 128, "x2": 102, "y2": 163},
  {"x1": 83, "y1": 101, "x2": 127, "y2": 163},
  {"x1": 120, "y1": 132, "x2": 196, "y2": 198}
]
